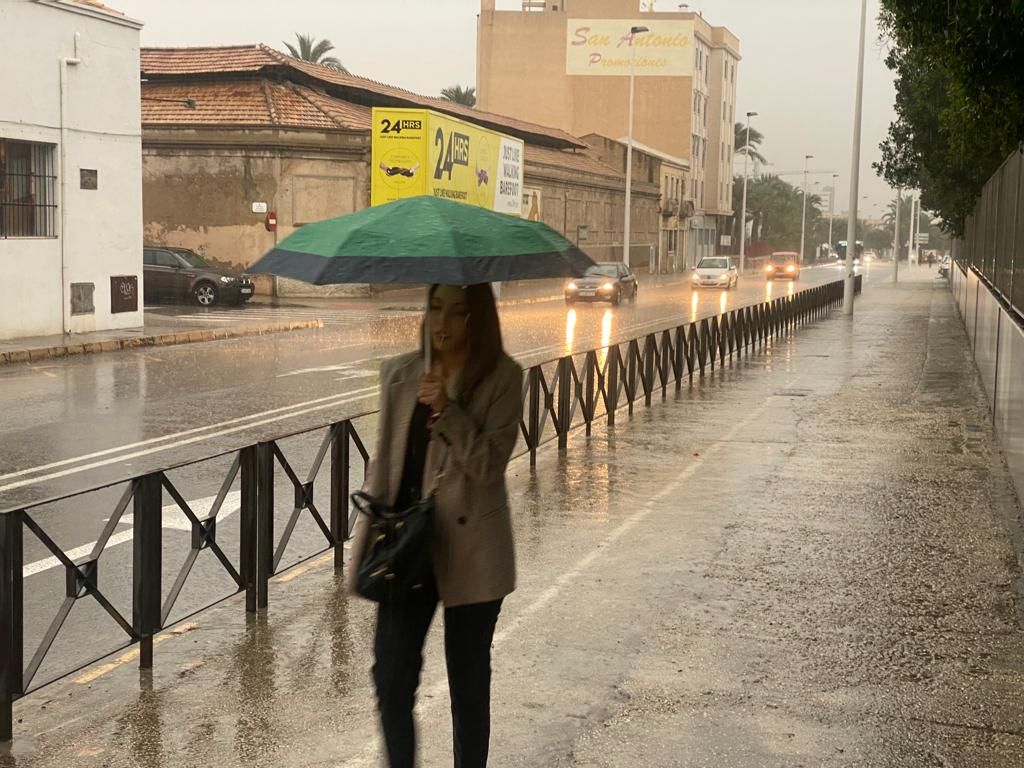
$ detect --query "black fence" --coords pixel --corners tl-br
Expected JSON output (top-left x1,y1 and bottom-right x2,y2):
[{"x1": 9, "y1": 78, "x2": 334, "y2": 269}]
[
  {"x1": 956, "y1": 144, "x2": 1024, "y2": 318},
  {"x1": 0, "y1": 275, "x2": 860, "y2": 741}
]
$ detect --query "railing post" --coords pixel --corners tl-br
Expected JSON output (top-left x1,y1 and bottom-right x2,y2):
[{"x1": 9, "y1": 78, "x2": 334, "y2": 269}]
[
  {"x1": 256, "y1": 441, "x2": 275, "y2": 609},
  {"x1": 330, "y1": 422, "x2": 350, "y2": 570},
  {"x1": 644, "y1": 335, "x2": 655, "y2": 407},
  {"x1": 0, "y1": 511, "x2": 23, "y2": 743},
  {"x1": 674, "y1": 326, "x2": 685, "y2": 390},
  {"x1": 240, "y1": 445, "x2": 258, "y2": 613},
  {"x1": 584, "y1": 353, "x2": 595, "y2": 436},
  {"x1": 627, "y1": 343, "x2": 638, "y2": 414},
  {"x1": 557, "y1": 357, "x2": 571, "y2": 452},
  {"x1": 132, "y1": 473, "x2": 162, "y2": 670},
  {"x1": 528, "y1": 366, "x2": 540, "y2": 466},
  {"x1": 607, "y1": 346, "x2": 620, "y2": 426}
]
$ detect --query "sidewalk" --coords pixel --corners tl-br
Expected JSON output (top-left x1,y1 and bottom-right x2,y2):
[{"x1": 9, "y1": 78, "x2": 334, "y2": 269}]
[
  {"x1": 0, "y1": 312, "x2": 322, "y2": 365},
  {"x1": 6, "y1": 269, "x2": 1023, "y2": 766}
]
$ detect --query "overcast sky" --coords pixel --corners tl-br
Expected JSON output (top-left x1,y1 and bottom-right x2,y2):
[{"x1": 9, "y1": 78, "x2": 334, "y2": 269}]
[{"x1": 115, "y1": 0, "x2": 898, "y2": 216}]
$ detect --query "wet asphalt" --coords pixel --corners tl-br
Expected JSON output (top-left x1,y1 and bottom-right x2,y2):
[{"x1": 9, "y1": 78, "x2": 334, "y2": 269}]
[{"x1": 2, "y1": 266, "x2": 1022, "y2": 767}]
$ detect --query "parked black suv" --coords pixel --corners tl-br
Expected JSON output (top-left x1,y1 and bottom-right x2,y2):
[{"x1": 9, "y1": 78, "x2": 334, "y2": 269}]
[{"x1": 143, "y1": 247, "x2": 254, "y2": 306}]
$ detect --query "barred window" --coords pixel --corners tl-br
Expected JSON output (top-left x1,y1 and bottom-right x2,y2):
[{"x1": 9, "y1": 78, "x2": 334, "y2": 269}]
[{"x1": 1, "y1": 139, "x2": 58, "y2": 238}]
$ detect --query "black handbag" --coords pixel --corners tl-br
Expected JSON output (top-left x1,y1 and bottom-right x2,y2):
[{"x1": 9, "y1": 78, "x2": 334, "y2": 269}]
[{"x1": 352, "y1": 490, "x2": 434, "y2": 603}]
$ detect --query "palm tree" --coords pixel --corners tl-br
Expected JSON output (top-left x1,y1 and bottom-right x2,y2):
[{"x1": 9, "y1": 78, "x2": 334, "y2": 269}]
[
  {"x1": 441, "y1": 85, "x2": 476, "y2": 107},
  {"x1": 283, "y1": 33, "x2": 348, "y2": 73},
  {"x1": 734, "y1": 121, "x2": 766, "y2": 164}
]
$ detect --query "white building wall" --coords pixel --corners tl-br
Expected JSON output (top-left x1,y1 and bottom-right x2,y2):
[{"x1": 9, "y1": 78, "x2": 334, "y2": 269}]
[{"x1": 0, "y1": 0, "x2": 143, "y2": 340}]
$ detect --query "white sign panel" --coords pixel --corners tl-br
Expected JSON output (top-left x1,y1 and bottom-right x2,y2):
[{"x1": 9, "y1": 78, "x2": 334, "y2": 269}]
[
  {"x1": 567, "y1": 19, "x2": 695, "y2": 77},
  {"x1": 916, "y1": 233, "x2": 930, "y2": 244},
  {"x1": 251, "y1": 201, "x2": 268, "y2": 214},
  {"x1": 495, "y1": 138, "x2": 524, "y2": 216}
]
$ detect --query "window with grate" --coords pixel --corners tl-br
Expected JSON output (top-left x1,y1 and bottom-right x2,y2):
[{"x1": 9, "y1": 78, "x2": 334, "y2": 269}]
[{"x1": 1, "y1": 139, "x2": 58, "y2": 238}]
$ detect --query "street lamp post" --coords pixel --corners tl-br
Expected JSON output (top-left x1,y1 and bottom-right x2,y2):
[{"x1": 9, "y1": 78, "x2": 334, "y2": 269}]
[
  {"x1": 828, "y1": 173, "x2": 839, "y2": 259},
  {"x1": 893, "y1": 187, "x2": 902, "y2": 283},
  {"x1": 799, "y1": 154, "x2": 813, "y2": 264},
  {"x1": 738, "y1": 111, "x2": 758, "y2": 274},
  {"x1": 622, "y1": 24, "x2": 649, "y2": 269},
  {"x1": 843, "y1": 0, "x2": 868, "y2": 315}
]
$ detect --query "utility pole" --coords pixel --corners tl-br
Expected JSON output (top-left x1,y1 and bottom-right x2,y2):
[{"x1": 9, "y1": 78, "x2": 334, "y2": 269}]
[
  {"x1": 843, "y1": 0, "x2": 867, "y2": 315},
  {"x1": 828, "y1": 173, "x2": 839, "y2": 260},
  {"x1": 800, "y1": 154, "x2": 813, "y2": 263},
  {"x1": 622, "y1": 24, "x2": 648, "y2": 268},
  {"x1": 739, "y1": 111, "x2": 758, "y2": 273},
  {"x1": 893, "y1": 188, "x2": 902, "y2": 283}
]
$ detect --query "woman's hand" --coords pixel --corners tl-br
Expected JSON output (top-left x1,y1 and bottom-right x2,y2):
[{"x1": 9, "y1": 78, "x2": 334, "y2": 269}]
[{"x1": 418, "y1": 371, "x2": 448, "y2": 415}]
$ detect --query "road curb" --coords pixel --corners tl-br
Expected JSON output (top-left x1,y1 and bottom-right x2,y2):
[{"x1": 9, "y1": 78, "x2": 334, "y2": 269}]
[{"x1": 0, "y1": 319, "x2": 324, "y2": 366}]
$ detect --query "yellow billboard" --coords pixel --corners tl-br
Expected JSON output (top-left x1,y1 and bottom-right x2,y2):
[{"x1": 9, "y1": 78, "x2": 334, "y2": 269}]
[
  {"x1": 566, "y1": 19, "x2": 694, "y2": 77},
  {"x1": 371, "y1": 108, "x2": 525, "y2": 217}
]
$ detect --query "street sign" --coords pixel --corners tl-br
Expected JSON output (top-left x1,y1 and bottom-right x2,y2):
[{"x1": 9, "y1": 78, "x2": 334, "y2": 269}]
[{"x1": 916, "y1": 233, "x2": 930, "y2": 244}]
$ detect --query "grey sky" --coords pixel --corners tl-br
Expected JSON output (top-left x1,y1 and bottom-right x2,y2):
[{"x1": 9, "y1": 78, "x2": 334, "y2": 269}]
[{"x1": 116, "y1": 0, "x2": 898, "y2": 217}]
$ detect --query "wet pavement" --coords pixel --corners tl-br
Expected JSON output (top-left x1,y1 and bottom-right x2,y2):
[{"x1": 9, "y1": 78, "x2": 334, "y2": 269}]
[{"x1": 5, "y1": 265, "x2": 1022, "y2": 767}]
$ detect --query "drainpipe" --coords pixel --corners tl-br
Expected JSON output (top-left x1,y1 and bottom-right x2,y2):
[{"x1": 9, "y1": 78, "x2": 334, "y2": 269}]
[{"x1": 59, "y1": 33, "x2": 81, "y2": 334}]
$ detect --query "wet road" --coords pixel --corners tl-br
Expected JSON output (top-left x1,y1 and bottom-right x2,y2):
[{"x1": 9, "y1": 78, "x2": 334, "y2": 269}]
[
  {"x1": 0, "y1": 264, "x2": 860, "y2": 506},
  {"x1": 0, "y1": 263, "x2": 880, "y2": 691}
]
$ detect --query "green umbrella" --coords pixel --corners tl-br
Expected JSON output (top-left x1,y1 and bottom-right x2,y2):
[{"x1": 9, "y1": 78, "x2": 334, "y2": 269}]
[{"x1": 250, "y1": 195, "x2": 595, "y2": 285}]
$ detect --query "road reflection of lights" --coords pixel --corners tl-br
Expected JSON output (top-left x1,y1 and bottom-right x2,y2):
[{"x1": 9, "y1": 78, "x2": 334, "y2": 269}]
[
  {"x1": 787, "y1": 281, "x2": 795, "y2": 298},
  {"x1": 565, "y1": 309, "x2": 577, "y2": 355},
  {"x1": 719, "y1": 290, "x2": 728, "y2": 316},
  {"x1": 598, "y1": 309, "x2": 613, "y2": 369},
  {"x1": 765, "y1": 281, "x2": 774, "y2": 301},
  {"x1": 690, "y1": 290, "x2": 699, "y2": 321}
]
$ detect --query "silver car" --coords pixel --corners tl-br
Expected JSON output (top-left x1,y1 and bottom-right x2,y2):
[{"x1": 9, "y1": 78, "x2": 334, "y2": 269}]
[{"x1": 691, "y1": 256, "x2": 739, "y2": 289}]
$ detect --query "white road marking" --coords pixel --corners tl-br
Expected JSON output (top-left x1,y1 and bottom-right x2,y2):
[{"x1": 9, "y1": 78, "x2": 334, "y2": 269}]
[
  {"x1": 0, "y1": 386, "x2": 379, "y2": 494},
  {"x1": 22, "y1": 492, "x2": 243, "y2": 578}
]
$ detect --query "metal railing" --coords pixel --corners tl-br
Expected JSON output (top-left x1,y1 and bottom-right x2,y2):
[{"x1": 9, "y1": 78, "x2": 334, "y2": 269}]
[
  {"x1": 956, "y1": 144, "x2": 1024, "y2": 319},
  {"x1": 0, "y1": 275, "x2": 860, "y2": 741}
]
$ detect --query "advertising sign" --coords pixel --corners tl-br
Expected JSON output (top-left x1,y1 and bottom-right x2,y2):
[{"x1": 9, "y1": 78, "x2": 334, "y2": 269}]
[
  {"x1": 566, "y1": 19, "x2": 694, "y2": 77},
  {"x1": 522, "y1": 187, "x2": 543, "y2": 221},
  {"x1": 371, "y1": 108, "x2": 524, "y2": 216}
]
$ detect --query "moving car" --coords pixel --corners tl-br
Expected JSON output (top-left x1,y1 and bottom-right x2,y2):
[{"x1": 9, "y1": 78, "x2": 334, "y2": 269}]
[
  {"x1": 690, "y1": 256, "x2": 739, "y2": 289},
  {"x1": 766, "y1": 252, "x2": 801, "y2": 280},
  {"x1": 565, "y1": 262, "x2": 638, "y2": 306},
  {"x1": 143, "y1": 246, "x2": 255, "y2": 306}
]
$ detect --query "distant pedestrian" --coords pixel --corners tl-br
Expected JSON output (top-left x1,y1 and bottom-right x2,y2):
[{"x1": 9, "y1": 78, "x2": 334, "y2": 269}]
[{"x1": 349, "y1": 283, "x2": 522, "y2": 768}]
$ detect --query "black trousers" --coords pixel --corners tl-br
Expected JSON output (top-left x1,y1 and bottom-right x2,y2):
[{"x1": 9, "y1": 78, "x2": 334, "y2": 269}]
[{"x1": 372, "y1": 579, "x2": 503, "y2": 768}]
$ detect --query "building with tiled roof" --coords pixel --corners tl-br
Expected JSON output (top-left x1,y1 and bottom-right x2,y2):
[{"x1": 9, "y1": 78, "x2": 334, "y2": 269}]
[{"x1": 140, "y1": 45, "x2": 666, "y2": 293}]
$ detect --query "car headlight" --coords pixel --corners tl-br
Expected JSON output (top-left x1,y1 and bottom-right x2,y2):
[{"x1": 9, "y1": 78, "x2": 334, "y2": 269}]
[
  {"x1": 220, "y1": 276, "x2": 235, "y2": 284},
  {"x1": 567, "y1": 282, "x2": 577, "y2": 290},
  {"x1": 766, "y1": 265, "x2": 775, "y2": 272},
  {"x1": 786, "y1": 265, "x2": 795, "y2": 273},
  {"x1": 602, "y1": 282, "x2": 614, "y2": 291}
]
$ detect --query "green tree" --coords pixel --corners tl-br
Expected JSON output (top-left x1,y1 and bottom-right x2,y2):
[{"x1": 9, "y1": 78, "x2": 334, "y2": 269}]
[
  {"x1": 734, "y1": 121, "x2": 766, "y2": 164},
  {"x1": 731, "y1": 174, "x2": 825, "y2": 254},
  {"x1": 874, "y1": 1, "x2": 1024, "y2": 235},
  {"x1": 440, "y1": 85, "x2": 476, "y2": 107},
  {"x1": 282, "y1": 33, "x2": 348, "y2": 73}
]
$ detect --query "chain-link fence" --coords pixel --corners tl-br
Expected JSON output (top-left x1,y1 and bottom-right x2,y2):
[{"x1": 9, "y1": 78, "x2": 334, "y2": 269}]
[{"x1": 956, "y1": 145, "x2": 1024, "y2": 316}]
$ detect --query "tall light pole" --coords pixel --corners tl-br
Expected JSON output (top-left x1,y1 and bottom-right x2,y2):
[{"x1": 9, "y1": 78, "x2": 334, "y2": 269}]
[
  {"x1": 828, "y1": 173, "x2": 839, "y2": 258},
  {"x1": 738, "y1": 111, "x2": 758, "y2": 274},
  {"x1": 892, "y1": 187, "x2": 902, "y2": 283},
  {"x1": 799, "y1": 154, "x2": 814, "y2": 264},
  {"x1": 622, "y1": 24, "x2": 648, "y2": 269},
  {"x1": 843, "y1": 0, "x2": 868, "y2": 315}
]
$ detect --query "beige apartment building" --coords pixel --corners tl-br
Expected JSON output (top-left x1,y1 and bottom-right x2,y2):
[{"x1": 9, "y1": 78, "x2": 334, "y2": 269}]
[{"x1": 477, "y1": 0, "x2": 739, "y2": 266}]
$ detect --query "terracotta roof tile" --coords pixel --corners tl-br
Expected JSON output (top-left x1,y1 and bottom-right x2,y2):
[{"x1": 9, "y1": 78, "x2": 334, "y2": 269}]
[
  {"x1": 140, "y1": 44, "x2": 585, "y2": 149},
  {"x1": 68, "y1": 0, "x2": 124, "y2": 14},
  {"x1": 141, "y1": 80, "x2": 371, "y2": 131},
  {"x1": 525, "y1": 145, "x2": 624, "y2": 181}
]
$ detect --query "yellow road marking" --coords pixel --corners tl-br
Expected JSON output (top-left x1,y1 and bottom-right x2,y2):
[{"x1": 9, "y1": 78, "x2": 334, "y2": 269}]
[
  {"x1": 72, "y1": 622, "x2": 199, "y2": 684},
  {"x1": 277, "y1": 551, "x2": 335, "y2": 583}
]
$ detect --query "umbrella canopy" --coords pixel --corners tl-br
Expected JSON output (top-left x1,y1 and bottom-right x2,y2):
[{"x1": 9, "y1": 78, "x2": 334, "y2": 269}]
[{"x1": 250, "y1": 195, "x2": 595, "y2": 285}]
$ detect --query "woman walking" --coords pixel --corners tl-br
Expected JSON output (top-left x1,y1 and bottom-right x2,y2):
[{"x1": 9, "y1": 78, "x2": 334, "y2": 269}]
[{"x1": 349, "y1": 283, "x2": 523, "y2": 768}]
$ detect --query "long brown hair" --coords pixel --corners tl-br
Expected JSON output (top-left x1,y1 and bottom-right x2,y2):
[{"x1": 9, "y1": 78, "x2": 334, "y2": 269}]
[{"x1": 422, "y1": 283, "x2": 504, "y2": 401}]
